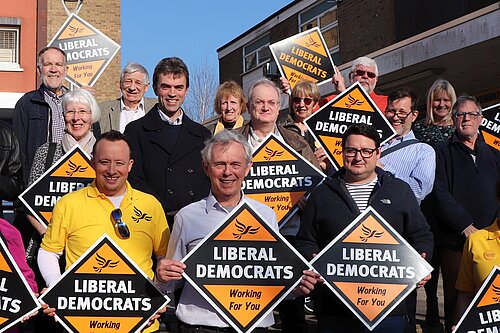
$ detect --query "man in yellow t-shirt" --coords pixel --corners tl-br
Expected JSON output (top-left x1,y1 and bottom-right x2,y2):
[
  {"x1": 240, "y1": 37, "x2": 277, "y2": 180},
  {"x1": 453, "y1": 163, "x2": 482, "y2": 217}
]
[{"x1": 38, "y1": 130, "x2": 170, "y2": 332}]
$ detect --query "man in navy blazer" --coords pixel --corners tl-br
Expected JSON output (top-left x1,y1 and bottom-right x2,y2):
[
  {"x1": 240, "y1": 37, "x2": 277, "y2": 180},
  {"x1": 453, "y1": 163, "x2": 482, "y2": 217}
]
[{"x1": 124, "y1": 57, "x2": 211, "y2": 227}]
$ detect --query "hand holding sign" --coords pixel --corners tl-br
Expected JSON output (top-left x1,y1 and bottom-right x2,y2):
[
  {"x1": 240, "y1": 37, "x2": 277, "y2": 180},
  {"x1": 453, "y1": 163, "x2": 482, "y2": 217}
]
[
  {"x1": 293, "y1": 270, "x2": 324, "y2": 297},
  {"x1": 156, "y1": 259, "x2": 186, "y2": 283}
]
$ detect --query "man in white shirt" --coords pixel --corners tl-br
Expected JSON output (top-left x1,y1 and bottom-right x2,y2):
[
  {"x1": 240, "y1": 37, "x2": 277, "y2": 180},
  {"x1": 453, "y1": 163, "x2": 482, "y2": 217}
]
[
  {"x1": 155, "y1": 130, "x2": 320, "y2": 332},
  {"x1": 99, "y1": 63, "x2": 156, "y2": 133}
]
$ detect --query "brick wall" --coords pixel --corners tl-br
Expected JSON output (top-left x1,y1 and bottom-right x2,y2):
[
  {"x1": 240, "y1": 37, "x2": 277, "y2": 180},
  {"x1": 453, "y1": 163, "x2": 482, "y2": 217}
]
[
  {"x1": 218, "y1": 47, "x2": 243, "y2": 85},
  {"x1": 270, "y1": 13, "x2": 299, "y2": 43},
  {"x1": 337, "y1": 0, "x2": 396, "y2": 63},
  {"x1": 47, "y1": 0, "x2": 121, "y2": 102}
]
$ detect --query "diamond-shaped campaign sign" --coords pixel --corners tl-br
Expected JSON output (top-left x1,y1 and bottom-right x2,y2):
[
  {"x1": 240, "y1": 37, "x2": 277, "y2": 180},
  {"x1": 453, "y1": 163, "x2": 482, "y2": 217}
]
[
  {"x1": 0, "y1": 237, "x2": 40, "y2": 333},
  {"x1": 242, "y1": 134, "x2": 325, "y2": 228},
  {"x1": 19, "y1": 145, "x2": 95, "y2": 229},
  {"x1": 48, "y1": 13, "x2": 120, "y2": 87},
  {"x1": 182, "y1": 201, "x2": 310, "y2": 333},
  {"x1": 39, "y1": 235, "x2": 169, "y2": 333},
  {"x1": 269, "y1": 27, "x2": 336, "y2": 89},
  {"x1": 454, "y1": 266, "x2": 500, "y2": 333},
  {"x1": 311, "y1": 207, "x2": 432, "y2": 330},
  {"x1": 306, "y1": 82, "x2": 396, "y2": 171},
  {"x1": 480, "y1": 102, "x2": 500, "y2": 151}
]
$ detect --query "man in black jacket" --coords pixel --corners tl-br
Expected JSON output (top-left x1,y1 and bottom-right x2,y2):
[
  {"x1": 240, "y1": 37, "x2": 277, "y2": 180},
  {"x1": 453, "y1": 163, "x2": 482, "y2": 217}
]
[
  {"x1": 13, "y1": 47, "x2": 68, "y2": 183},
  {"x1": 430, "y1": 94, "x2": 500, "y2": 333},
  {"x1": 125, "y1": 57, "x2": 211, "y2": 228},
  {"x1": 0, "y1": 121, "x2": 23, "y2": 219},
  {"x1": 296, "y1": 123, "x2": 433, "y2": 333}
]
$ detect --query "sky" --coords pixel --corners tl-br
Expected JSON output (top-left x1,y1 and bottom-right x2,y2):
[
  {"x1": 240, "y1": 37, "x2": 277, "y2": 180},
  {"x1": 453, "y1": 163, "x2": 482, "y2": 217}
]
[{"x1": 121, "y1": 0, "x2": 292, "y2": 98}]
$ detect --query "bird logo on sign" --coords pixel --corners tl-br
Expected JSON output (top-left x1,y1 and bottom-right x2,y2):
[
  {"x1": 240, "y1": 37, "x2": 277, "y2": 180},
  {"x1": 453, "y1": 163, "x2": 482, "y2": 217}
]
[
  {"x1": 233, "y1": 219, "x2": 260, "y2": 239},
  {"x1": 68, "y1": 25, "x2": 85, "y2": 37},
  {"x1": 264, "y1": 147, "x2": 284, "y2": 161},
  {"x1": 305, "y1": 35, "x2": 321, "y2": 48},
  {"x1": 66, "y1": 160, "x2": 88, "y2": 176},
  {"x1": 360, "y1": 224, "x2": 384, "y2": 242},
  {"x1": 493, "y1": 284, "x2": 500, "y2": 303},
  {"x1": 345, "y1": 95, "x2": 364, "y2": 108},
  {"x1": 93, "y1": 253, "x2": 119, "y2": 273}
]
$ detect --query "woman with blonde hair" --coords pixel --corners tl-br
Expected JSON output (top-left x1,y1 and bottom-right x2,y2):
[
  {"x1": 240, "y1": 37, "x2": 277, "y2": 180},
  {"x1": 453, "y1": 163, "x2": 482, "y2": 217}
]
[
  {"x1": 211, "y1": 80, "x2": 247, "y2": 134},
  {"x1": 413, "y1": 79, "x2": 457, "y2": 146}
]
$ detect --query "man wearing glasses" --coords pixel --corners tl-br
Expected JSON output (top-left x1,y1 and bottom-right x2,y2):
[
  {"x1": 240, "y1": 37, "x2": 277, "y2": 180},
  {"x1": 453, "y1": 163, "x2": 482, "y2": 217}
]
[
  {"x1": 99, "y1": 63, "x2": 157, "y2": 133},
  {"x1": 237, "y1": 78, "x2": 318, "y2": 165},
  {"x1": 38, "y1": 130, "x2": 170, "y2": 333},
  {"x1": 330, "y1": 56, "x2": 388, "y2": 112},
  {"x1": 296, "y1": 123, "x2": 433, "y2": 333},
  {"x1": 378, "y1": 88, "x2": 435, "y2": 204},
  {"x1": 430, "y1": 95, "x2": 500, "y2": 333},
  {"x1": 378, "y1": 89, "x2": 436, "y2": 333}
]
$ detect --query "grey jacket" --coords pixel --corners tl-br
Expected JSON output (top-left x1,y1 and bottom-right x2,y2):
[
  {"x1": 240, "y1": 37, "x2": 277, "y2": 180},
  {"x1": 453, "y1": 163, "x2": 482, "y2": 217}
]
[{"x1": 98, "y1": 97, "x2": 157, "y2": 133}]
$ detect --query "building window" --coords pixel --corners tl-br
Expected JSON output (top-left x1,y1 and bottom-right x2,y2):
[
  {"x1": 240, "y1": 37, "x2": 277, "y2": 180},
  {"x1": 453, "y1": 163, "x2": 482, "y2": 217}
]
[
  {"x1": 243, "y1": 34, "x2": 270, "y2": 73},
  {"x1": 300, "y1": 1, "x2": 339, "y2": 59},
  {"x1": 0, "y1": 26, "x2": 20, "y2": 69}
]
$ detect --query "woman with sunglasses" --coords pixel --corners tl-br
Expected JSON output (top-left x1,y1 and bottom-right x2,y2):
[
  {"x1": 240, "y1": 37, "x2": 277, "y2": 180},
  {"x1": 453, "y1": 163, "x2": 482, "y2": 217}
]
[
  {"x1": 25, "y1": 89, "x2": 101, "y2": 248},
  {"x1": 284, "y1": 80, "x2": 329, "y2": 171},
  {"x1": 209, "y1": 81, "x2": 247, "y2": 134}
]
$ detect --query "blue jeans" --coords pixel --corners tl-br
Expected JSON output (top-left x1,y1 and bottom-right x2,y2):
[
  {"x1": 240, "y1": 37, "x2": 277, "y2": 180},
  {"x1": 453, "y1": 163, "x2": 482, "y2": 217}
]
[{"x1": 318, "y1": 315, "x2": 406, "y2": 333}]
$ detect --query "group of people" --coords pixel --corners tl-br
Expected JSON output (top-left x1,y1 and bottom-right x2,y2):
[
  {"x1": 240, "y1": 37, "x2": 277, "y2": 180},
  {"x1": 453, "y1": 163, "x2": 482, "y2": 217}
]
[{"x1": 0, "y1": 45, "x2": 496, "y2": 333}]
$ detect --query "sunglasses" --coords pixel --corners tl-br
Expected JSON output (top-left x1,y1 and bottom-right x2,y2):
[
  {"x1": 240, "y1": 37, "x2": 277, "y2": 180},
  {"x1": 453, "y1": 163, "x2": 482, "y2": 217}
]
[
  {"x1": 353, "y1": 69, "x2": 377, "y2": 79},
  {"x1": 292, "y1": 97, "x2": 314, "y2": 105},
  {"x1": 111, "y1": 208, "x2": 130, "y2": 239}
]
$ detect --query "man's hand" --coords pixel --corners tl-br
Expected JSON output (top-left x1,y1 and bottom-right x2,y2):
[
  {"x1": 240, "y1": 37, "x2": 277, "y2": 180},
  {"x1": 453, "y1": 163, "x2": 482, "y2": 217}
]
[
  {"x1": 314, "y1": 146, "x2": 330, "y2": 171},
  {"x1": 332, "y1": 67, "x2": 346, "y2": 93},
  {"x1": 417, "y1": 253, "x2": 431, "y2": 288},
  {"x1": 293, "y1": 270, "x2": 323, "y2": 296},
  {"x1": 279, "y1": 77, "x2": 291, "y2": 95},
  {"x1": 156, "y1": 258, "x2": 186, "y2": 283},
  {"x1": 41, "y1": 303, "x2": 56, "y2": 317},
  {"x1": 142, "y1": 306, "x2": 167, "y2": 331},
  {"x1": 21, "y1": 308, "x2": 39, "y2": 322},
  {"x1": 39, "y1": 288, "x2": 57, "y2": 318},
  {"x1": 462, "y1": 224, "x2": 478, "y2": 238}
]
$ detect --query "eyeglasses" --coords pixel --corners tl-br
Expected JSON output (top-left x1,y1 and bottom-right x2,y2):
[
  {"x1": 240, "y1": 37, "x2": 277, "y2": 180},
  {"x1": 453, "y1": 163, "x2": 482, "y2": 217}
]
[
  {"x1": 385, "y1": 109, "x2": 415, "y2": 119},
  {"x1": 64, "y1": 110, "x2": 91, "y2": 118},
  {"x1": 454, "y1": 111, "x2": 481, "y2": 119},
  {"x1": 352, "y1": 69, "x2": 377, "y2": 79},
  {"x1": 292, "y1": 97, "x2": 314, "y2": 105},
  {"x1": 343, "y1": 147, "x2": 378, "y2": 158},
  {"x1": 252, "y1": 99, "x2": 280, "y2": 108},
  {"x1": 111, "y1": 208, "x2": 130, "y2": 239},
  {"x1": 122, "y1": 79, "x2": 147, "y2": 88}
]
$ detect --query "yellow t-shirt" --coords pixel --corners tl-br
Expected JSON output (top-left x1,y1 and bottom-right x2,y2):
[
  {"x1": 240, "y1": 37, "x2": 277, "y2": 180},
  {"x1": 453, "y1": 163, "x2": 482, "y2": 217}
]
[
  {"x1": 41, "y1": 181, "x2": 170, "y2": 332},
  {"x1": 456, "y1": 220, "x2": 500, "y2": 293}
]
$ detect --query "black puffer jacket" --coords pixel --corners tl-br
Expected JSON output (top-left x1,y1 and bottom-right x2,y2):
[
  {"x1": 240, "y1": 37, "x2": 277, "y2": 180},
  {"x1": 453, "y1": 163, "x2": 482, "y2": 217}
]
[{"x1": 0, "y1": 121, "x2": 23, "y2": 202}]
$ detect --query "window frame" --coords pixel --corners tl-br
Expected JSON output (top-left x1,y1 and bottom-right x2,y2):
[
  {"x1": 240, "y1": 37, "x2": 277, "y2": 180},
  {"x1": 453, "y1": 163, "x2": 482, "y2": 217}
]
[
  {"x1": 0, "y1": 25, "x2": 21, "y2": 71},
  {"x1": 243, "y1": 34, "x2": 271, "y2": 73},
  {"x1": 299, "y1": 1, "x2": 339, "y2": 55}
]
